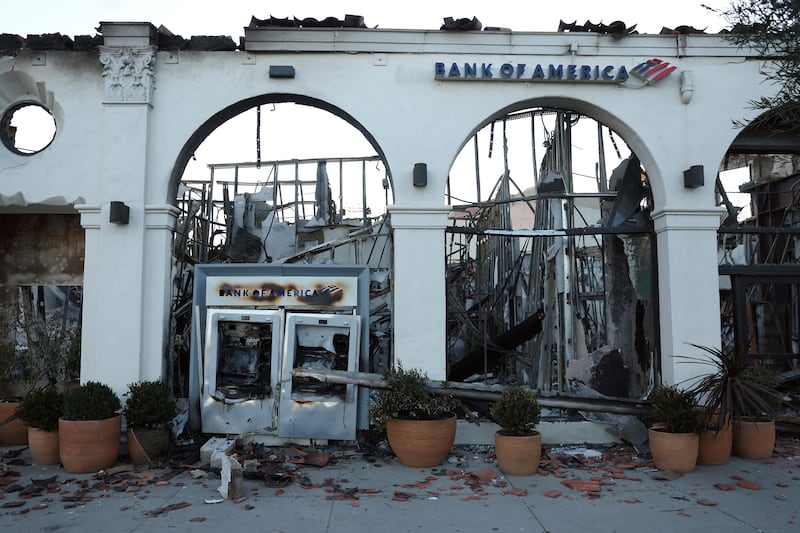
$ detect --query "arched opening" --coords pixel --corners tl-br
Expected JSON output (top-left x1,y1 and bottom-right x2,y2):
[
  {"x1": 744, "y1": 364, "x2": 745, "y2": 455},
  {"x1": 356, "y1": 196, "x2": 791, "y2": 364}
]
[
  {"x1": 167, "y1": 96, "x2": 393, "y2": 398},
  {"x1": 717, "y1": 111, "x2": 800, "y2": 377},
  {"x1": 444, "y1": 105, "x2": 658, "y2": 402}
]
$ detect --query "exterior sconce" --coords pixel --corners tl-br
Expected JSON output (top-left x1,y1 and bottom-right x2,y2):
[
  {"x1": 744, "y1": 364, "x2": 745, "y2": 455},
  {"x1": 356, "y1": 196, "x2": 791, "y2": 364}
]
[
  {"x1": 679, "y1": 70, "x2": 694, "y2": 104},
  {"x1": 109, "y1": 201, "x2": 130, "y2": 224},
  {"x1": 413, "y1": 163, "x2": 427, "y2": 187},
  {"x1": 683, "y1": 165, "x2": 704, "y2": 188},
  {"x1": 269, "y1": 65, "x2": 295, "y2": 78}
]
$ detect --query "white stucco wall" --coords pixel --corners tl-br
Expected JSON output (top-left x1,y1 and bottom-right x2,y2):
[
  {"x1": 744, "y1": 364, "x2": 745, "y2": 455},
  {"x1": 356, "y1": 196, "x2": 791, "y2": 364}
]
[{"x1": 0, "y1": 23, "x2": 779, "y2": 397}]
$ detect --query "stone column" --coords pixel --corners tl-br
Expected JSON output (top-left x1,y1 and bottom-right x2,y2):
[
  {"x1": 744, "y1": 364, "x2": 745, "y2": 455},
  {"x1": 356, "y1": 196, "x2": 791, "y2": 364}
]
[
  {"x1": 76, "y1": 23, "x2": 162, "y2": 398},
  {"x1": 388, "y1": 205, "x2": 451, "y2": 380},
  {"x1": 652, "y1": 207, "x2": 725, "y2": 386},
  {"x1": 141, "y1": 205, "x2": 180, "y2": 381}
]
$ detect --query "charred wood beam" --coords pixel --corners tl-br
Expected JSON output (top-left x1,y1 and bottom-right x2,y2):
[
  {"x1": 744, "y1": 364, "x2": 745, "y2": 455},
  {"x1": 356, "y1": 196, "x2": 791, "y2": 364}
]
[
  {"x1": 292, "y1": 367, "x2": 652, "y2": 416},
  {"x1": 448, "y1": 309, "x2": 546, "y2": 382},
  {"x1": 446, "y1": 225, "x2": 652, "y2": 237},
  {"x1": 719, "y1": 226, "x2": 800, "y2": 235}
]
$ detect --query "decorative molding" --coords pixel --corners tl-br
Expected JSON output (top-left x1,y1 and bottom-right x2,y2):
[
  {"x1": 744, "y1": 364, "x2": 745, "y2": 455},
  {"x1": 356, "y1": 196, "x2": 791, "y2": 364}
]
[
  {"x1": 99, "y1": 46, "x2": 156, "y2": 104},
  {"x1": 651, "y1": 207, "x2": 726, "y2": 234},
  {"x1": 387, "y1": 205, "x2": 452, "y2": 230},
  {"x1": 75, "y1": 203, "x2": 102, "y2": 229},
  {"x1": 145, "y1": 204, "x2": 181, "y2": 230}
]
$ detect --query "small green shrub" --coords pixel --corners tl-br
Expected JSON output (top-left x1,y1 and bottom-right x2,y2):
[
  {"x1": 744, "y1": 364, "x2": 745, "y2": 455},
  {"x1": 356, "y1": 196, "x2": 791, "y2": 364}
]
[
  {"x1": 62, "y1": 381, "x2": 121, "y2": 421},
  {"x1": 123, "y1": 380, "x2": 177, "y2": 428},
  {"x1": 17, "y1": 386, "x2": 63, "y2": 431},
  {"x1": 490, "y1": 386, "x2": 541, "y2": 435},
  {"x1": 369, "y1": 365, "x2": 459, "y2": 432},
  {"x1": 649, "y1": 384, "x2": 700, "y2": 433}
]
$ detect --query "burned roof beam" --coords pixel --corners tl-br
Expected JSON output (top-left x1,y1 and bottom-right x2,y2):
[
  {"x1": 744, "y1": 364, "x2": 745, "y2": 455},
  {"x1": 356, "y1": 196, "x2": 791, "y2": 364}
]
[{"x1": 446, "y1": 226, "x2": 653, "y2": 237}]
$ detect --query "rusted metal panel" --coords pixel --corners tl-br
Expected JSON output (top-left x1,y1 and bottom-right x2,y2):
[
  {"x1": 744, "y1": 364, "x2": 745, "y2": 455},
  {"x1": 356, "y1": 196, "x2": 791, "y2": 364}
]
[{"x1": 0, "y1": 214, "x2": 84, "y2": 285}]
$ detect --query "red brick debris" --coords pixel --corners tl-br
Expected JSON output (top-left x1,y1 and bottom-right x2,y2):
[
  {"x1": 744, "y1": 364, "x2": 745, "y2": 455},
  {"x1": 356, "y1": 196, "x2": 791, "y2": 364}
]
[{"x1": 1, "y1": 436, "x2": 799, "y2": 514}]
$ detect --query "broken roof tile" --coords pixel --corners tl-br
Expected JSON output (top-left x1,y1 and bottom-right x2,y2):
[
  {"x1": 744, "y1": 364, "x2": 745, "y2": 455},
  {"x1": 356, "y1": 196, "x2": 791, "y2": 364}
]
[
  {"x1": 187, "y1": 36, "x2": 237, "y2": 51},
  {"x1": 25, "y1": 33, "x2": 73, "y2": 50},
  {"x1": 249, "y1": 15, "x2": 366, "y2": 29}
]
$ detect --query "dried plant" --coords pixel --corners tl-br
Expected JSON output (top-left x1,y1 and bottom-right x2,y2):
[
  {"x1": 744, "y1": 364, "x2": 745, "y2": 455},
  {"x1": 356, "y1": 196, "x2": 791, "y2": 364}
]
[{"x1": 1, "y1": 288, "x2": 81, "y2": 397}]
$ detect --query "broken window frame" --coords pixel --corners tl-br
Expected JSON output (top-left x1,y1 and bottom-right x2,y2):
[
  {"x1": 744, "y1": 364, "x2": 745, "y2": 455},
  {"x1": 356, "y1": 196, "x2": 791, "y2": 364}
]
[
  {"x1": 444, "y1": 108, "x2": 659, "y2": 402},
  {"x1": 716, "y1": 119, "x2": 800, "y2": 373}
]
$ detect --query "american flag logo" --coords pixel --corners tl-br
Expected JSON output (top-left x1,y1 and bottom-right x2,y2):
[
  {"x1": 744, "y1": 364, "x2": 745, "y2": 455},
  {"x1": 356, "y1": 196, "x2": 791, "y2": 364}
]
[
  {"x1": 631, "y1": 58, "x2": 677, "y2": 84},
  {"x1": 321, "y1": 284, "x2": 343, "y2": 299}
]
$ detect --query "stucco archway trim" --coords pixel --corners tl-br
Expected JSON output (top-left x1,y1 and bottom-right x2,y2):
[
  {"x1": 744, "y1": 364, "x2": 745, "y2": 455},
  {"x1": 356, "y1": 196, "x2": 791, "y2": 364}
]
[{"x1": 167, "y1": 94, "x2": 389, "y2": 203}]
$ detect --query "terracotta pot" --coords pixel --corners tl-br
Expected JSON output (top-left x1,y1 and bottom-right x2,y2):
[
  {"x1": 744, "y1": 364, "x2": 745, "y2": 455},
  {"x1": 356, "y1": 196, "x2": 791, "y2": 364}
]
[
  {"x1": 648, "y1": 428, "x2": 699, "y2": 473},
  {"x1": 697, "y1": 414, "x2": 732, "y2": 466},
  {"x1": 27, "y1": 427, "x2": 60, "y2": 465},
  {"x1": 127, "y1": 427, "x2": 170, "y2": 465},
  {"x1": 386, "y1": 414, "x2": 457, "y2": 468},
  {"x1": 494, "y1": 430, "x2": 541, "y2": 476},
  {"x1": 732, "y1": 418, "x2": 775, "y2": 460},
  {"x1": 59, "y1": 415, "x2": 121, "y2": 474},
  {"x1": 0, "y1": 401, "x2": 28, "y2": 445}
]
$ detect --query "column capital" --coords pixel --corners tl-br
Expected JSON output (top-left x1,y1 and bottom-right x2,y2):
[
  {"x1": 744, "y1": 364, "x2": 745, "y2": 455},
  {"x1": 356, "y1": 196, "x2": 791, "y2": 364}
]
[{"x1": 99, "y1": 45, "x2": 156, "y2": 104}]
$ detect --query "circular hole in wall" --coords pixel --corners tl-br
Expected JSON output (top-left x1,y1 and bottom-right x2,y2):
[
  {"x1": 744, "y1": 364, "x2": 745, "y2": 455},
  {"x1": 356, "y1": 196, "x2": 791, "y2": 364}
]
[{"x1": 1, "y1": 102, "x2": 57, "y2": 155}]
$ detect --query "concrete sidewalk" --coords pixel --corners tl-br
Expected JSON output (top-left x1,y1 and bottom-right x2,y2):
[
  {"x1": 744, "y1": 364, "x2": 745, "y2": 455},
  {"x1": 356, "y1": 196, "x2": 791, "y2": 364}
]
[{"x1": 2, "y1": 437, "x2": 799, "y2": 532}]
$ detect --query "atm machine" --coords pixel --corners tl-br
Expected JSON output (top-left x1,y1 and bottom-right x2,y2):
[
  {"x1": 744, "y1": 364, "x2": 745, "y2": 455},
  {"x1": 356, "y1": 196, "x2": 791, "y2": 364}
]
[{"x1": 189, "y1": 263, "x2": 370, "y2": 442}]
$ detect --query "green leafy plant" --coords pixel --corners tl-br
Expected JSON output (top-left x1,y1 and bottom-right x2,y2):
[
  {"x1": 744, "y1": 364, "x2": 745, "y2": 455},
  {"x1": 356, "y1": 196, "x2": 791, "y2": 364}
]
[
  {"x1": 369, "y1": 365, "x2": 460, "y2": 432},
  {"x1": 490, "y1": 386, "x2": 541, "y2": 436},
  {"x1": 649, "y1": 384, "x2": 700, "y2": 434},
  {"x1": 62, "y1": 381, "x2": 121, "y2": 421},
  {"x1": 16, "y1": 385, "x2": 63, "y2": 431},
  {"x1": 678, "y1": 343, "x2": 783, "y2": 424},
  {"x1": 123, "y1": 380, "x2": 177, "y2": 429}
]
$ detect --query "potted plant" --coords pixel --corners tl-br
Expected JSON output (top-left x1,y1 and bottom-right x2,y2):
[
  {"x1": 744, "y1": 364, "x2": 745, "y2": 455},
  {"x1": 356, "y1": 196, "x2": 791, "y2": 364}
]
[
  {"x1": 59, "y1": 381, "x2": 122, "y2": 473},
  {"x1": 15, "y1": 385, "x2": 63, "y2": 464},
  {"x1": 1, "y1": 296, "x2": 80, "y2": 446},
  {"x1": 123, "y1": 380, "x2": 177, "y2": 465},
  {"x1": 369, "y1": 364, "x2": 461, "y2": 468},
  {"x1": 0, "y1": 338, "x2": 28, "y2": 446},
  {"x1": 647, "y1": 384, "x2": 701, "y2": 473},
  {"x1": 733, "y1": 365, "x2": 782, "y2": 459},
  {"x1": 490, "y1": 386, "x2": 542, "y2": 476},
  {"x1": 680, "y1": 343, "x2": 783, "y2": 461}
]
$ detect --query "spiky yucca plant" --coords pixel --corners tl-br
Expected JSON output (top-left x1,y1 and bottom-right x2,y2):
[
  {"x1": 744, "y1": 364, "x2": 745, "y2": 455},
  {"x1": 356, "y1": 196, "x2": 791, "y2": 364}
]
[{"x1": 678, "y1": 343, "x2": 783, "y2": 424}]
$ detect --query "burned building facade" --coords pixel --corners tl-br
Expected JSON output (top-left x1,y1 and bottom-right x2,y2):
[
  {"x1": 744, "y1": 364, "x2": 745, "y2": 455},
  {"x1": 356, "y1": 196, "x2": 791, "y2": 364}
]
[{"x1": 1, "y1": 20, "x2": 790, "y2": 437}]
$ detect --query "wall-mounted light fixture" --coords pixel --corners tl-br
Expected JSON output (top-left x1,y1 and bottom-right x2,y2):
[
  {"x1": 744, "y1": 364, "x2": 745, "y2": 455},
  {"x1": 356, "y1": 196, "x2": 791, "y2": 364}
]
[
  {"x1": 413, "y1": 163, "x2": 427, "y2": 187},
  {"x1": 109, "y1": 201, "x2": 130, "y2": 224},
  {"x1": 269, "y1": 65, "x2": 295, "y2": 78},
  {"x1": 679, "y1": 70, "x2": 694, "y2": 104},
  {"x1": 683, "y1": 165, "x2": 704, "y2": 188}
]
